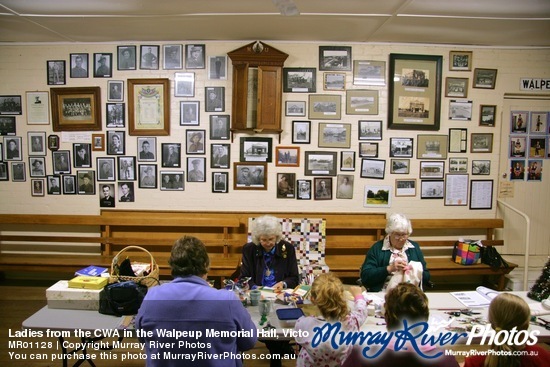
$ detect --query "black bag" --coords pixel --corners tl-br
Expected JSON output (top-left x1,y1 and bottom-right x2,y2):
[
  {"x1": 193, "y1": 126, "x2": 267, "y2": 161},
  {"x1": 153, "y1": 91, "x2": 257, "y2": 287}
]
[
  {"x1": 99, "y1": 281, "x2": 148, "y2": 316},
  {"x1": 481, "y1": 246, "x2": 509, "y2": 268}
]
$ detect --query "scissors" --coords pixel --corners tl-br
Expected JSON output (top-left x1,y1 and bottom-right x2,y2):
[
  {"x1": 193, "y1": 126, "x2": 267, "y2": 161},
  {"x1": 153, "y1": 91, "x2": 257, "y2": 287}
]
[{"x1": 446, "y1": 309, "x2": 481, "y2": 317}]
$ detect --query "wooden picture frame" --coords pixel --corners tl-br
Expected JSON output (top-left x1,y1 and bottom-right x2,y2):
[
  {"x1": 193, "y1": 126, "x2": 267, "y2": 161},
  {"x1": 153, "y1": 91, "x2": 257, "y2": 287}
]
[
  {"x1": 212, "y1": 172, "x2": 228, "y2": 193},
  {"x1": 445, "y1": 77, "x2": 469, "y2": 98},
  {"x1": 233, "y1": 162, "x2": 267, "y2": 190},
  {"x1": 444, "y1": 173, "x2": 469, "y2": 206},
  {"x1": 51, "y1": 87, "x2": 101, "y2": 131},
  {"x1": 417, "y1": 134, "x2": 448, "y2": 159},
  {"x1": 323, "y1": 72, "x2": 346, "y2": 91},
  {"x1": 360, "y1": 158, "x2": 386, "y2": 179},
  {"x1": 139, "y1": 45, "x2": 160, "y2": 70},
  {"x1": 449, "y1": 51, "x2": 473, "y2": 71},
  {"x1": 353, "y1": 60, "x2": 386, "y2": 86},
  {"x1": 292, "y1": 120, "x2": 311, "y2": 144},
  {"x1": 389, "y1": 137, "x2": 414, "y2": 158},
  {"x1": 420, "y1": 161, "x2": 445, "y2": 179},
  {"x1": 359, "y1": 142, "x2": 378, "y2": 158},
  {"x1": 390, "y1": 159, "x2": 410, "y2": 174},
  {"x1": 471, "y1": 133, "x2": 494, "y2": 153},
  {"x1": 358, "y1": 120, "x2": 382, "y2": 140},
  {"x1": 283, "y1": 68, "x2": 316, "y2": 93},
  {"x1": 340, "y1": 151, "x2": 356, "y2": 171},
  {"x1": 240, "y1": 137, "x2": 272, "y2": 162},
  {"x1": 180, "y1": 101, "x2": 200, "y2": 126},
  {"x1": 346, "y1": 90, "x2": 378, "y2": 115},
  {"x1": 420, "y1": 180, "x2": 444, "y2": 199},
  {"x1": 308, "y1": 94, "x2": 341, "y2": 120},
  {"x1": 319, "y1": 46, "x2": 352, "y2": 71},
  {"x1": 470, "y1": 180, "x2": 494, "y2": 210},
  {"x1": 364, "y1": 185, "x2": 391, "y2": 208},
  {"x1": 174, "y1": 72, "x2": 195, "y2": 97},
  {"x1": 92, "y1": 134, "x2": 105, "y2": 152},
  {"x1": 285, "y1": 101, "x2": 306, "y2": 116},
  {"x1": 388, "y1": 53, "x2": 443, "y2": 131},
  {"x1": 275, "y1": 146, "x2": 300, "y2": 167},
  {"x1": 26, "y1": 91, "x2": 49, "y2": 124},
  {"x1": 128, "y1": 78, "x2": 170, "y2": 136},
  {"x1": 473, "y1": 68, "x2": 498, "y2": 89},
  {"x1": 318, "y1": 122, "x2": 351, "y2": 148},
  {"x1": 304, "y1": 151, "x2": 337, "y2": 176},
  {"x1": 395, "y1": 179, "x2": 416, "y2": 197}
]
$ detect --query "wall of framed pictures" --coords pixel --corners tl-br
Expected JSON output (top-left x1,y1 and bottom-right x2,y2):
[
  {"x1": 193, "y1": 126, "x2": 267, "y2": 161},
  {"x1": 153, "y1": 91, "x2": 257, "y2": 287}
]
[{"x1": 0, "y1": 42, "x2": 549, "y2": 229}]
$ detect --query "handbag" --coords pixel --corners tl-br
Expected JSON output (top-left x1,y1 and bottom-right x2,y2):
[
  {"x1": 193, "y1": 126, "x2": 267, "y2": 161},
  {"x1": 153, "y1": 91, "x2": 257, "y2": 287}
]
[
  {"x1": 99, "y1": 281, "x2": 148, "y2": 316},
  {"x1": 481, "y1": 246, "x2": 509, "y2": 268},
  {"x1": 452, "y1": 239, "x2": 482, "y2": 265}
]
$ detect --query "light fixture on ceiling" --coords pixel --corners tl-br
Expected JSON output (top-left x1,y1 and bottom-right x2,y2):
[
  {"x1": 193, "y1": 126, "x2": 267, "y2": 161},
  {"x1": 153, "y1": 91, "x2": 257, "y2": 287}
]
[{"x1": 272, "y1": 0, "x2": 300, "y2": 16}]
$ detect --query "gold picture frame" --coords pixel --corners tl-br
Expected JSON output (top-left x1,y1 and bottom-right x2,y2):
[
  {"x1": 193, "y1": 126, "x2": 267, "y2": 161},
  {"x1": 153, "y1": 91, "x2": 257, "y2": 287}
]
[
  {"x1": 50, "y1": 87, "x2": 101, "y2": 131},
  {"x1": 128, "y1": 78, "x2": 170, "y2": 136}
]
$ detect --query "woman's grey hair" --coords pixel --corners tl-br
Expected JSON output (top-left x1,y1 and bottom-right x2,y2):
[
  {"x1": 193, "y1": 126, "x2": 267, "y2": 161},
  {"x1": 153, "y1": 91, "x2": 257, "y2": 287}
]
[
  {"x1": 251, "y1": 215, "x2": 282, "y2": 245},
  {"x1": 169, "y1": 236, "x2": 210, "y2": 277},
  {"x1": 385, "y1": 213, "x2": 413, "y2": 235}
]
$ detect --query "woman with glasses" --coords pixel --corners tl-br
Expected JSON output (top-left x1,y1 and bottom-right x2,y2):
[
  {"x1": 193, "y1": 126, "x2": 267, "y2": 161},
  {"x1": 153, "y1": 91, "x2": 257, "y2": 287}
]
[{"x1": 359, "y1": 213, "x2": 430, "y2": 291}]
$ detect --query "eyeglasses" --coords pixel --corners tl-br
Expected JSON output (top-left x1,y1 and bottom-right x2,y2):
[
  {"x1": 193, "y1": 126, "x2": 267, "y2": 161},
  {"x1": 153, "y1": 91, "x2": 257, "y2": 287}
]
[
  {"x1": 259, "y1": 236, "x2": 276, "y2": 244},
  {"x1": 392, "y1": 233, "x2": 409, "y2": 239}
]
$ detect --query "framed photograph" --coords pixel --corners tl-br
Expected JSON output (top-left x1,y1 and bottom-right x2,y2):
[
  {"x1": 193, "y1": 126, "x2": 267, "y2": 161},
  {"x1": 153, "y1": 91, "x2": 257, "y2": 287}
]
[
  {"x1": 180, "y1": 101, "x2": 200, "y2": 126},
  {"x1": 11, "y1": 162, "x2": 25, "y2": 181},
  {"x1": 97, "y1": 157, "x2": 116, "y2": 181},
  {"x1": 0, "y1": 95, "x2": 22, "y2": 115},
  {"x1": 118, "y1": 182, "x2": 135, "y2": 202},
  {"x1": 323, "y1": 73, "x2": 345, "y2": 91},
  {"x1": 140, "y1": 45, "x2": 159, "y2": 70},
  {"x1": 208, "y1": 56, "x2": 227, "y2": 80},
  {"x1": 388, "y1": 53, "x2": 443, "y2": 131},
  {"x1": 162, "y1": 143, "x2": 181, "y2": 168},
  {"x1": 359, "y1": 142, "x2": 379, "y2": 158},
  {"x1": 174, "y1": 72, "x2": 195, "y2": 97},
  {"x1": 319, "y1": 46, "x2": 351, "y2": 71},
  {"x1": 211, "y1": 143, "x2": 230, "y2": 168},
  {"x1": 98, "y1": 183, "x2": 116, "y2": 207},
  {"x1": 117, "y1": 46, "x2": 137, "y2": 70},
  {"x1": 118, "y1": 156, "x2": 136, "y2": 181},
  {"x1": 445, "y1": 77, "x2": 469, "y2": 98},
  {"x1": 473, "y1": 68, "x2": 498, "y2": 89},
  {"x1": 471, "y1": 133, "x2": 494, "y2": 153},
  {"x1": 292, "y1": 120, "x2": 311, "y2": 144},
  {"x1": 108, "y1": 80, "x2": 124, "y2": 102},
  {"x1": 92, "y1": 134, "x2": 104, "y2": 151},
  {"x1": 420, "y1": 180, "x2": 444, "y2": 199},
  {"x1": 417, "y1": 134, "x2": 448, "y2": 159},
  {"x1": 336, "y1": 174, "x2": 354, "y2": 199},
  {"x1": 137, "y1": 137, "x2": 156, "y2": 162},
  {"x1": 527, "y1": 160, "x2": 542, "y2": 181},
  {"x1": 360, "y1": 158, "x2": 386, "y2": 179},
  {"x1": 448, "y1": 128, "x2": 468, "y2": 153},
  {"x1": 50, "y1": 87, "x2": 101, "y2": 131},
  {"x1": 510, "y1": 160, "x2": 526, "y2": 181},
  {"x1": 529, "y1": 137, "x2": 546, "y2": 158},
  {"x1": 511, "y1": 111, "x2": 528, "y2": 134},
  {"x1": 449, "y1": 99, "x2": 473, "y2": 120},
  {"x1": 3, "y1": 136, "x2": 22, "y2": 160},
  {"x1": 212, "y1": 172, "x2": 228, "y2": 193},
  {"x1": 77, "y1": 170, "x2": 95, "y2": 195},
  {"x1": 160, "y1": 171, "x2": 184, "y2": 191},
  {"x1": 28, "y1": 131, "x2": 46, "y2": 156},
  {"x1": 69, "y1": 53, "x2": 88, "y2": 78},
  {"x1": 48, "y1": 135, "x2": 59, "y2": 151},
  {"x1": 364, "y1": 185, "x2": 391, "y2": 208},
  {"x1": 47, "y1": 60, "x2": 66, "y2": 85},
  {"x1": 389, "y1": 137, "x2": 414, "y2": 158},
  {"x1": 73, "y1": 143, "x2": 91, "y2": 168},
  {"x1": 62, "y1": 175, "x2": 76, "y2": 195},
  {"x1": 185, "y1": 44, "x2": 205, "y2": 69},
  {"x1": 314, "y1": 177, "x2": 333, "y2": 200},
  {"x1": 163, "y1": 44, "x2": 182, "y2": 70},
  {"x1": 0, "y1": 162, "x2": 8, "y2": 181},
  {"x1": 308, "y1": 94, "x2": 341, "y2": 120},
  {"x1": 353, "y1": 60, "x2": 386, "y2": 86},
  {"x1": 93, "y1": 53, "x2": 112, "y2": 78},
  {"x1": 358, "y1": 120, "x2": 382, "y2": 141},
  {"x1": 277, "y1": 173, "x2": 296, "y2": 199},
  {"x1": 296, "y1": 179, "x2": 312, "y2": 200},
  {"x1": 472, "y1": 160, "x2": 491, "y2": 175},
  {"x1": 449, "y1": 51, "x2": 473, "y2": 71},
  {"x1": 31, "y1": 179, "x2": 45, "y2": 197},
  {"x1": 346, "y1": 90, "x2": 378, "y2": 115},
  {"x1": 128, "y1": 78, "x2": 170, "y2": 136},
  {"x1": 449, "y1": 157, "x2": 468, "y2": 173},
  {"x1": 26, "y1": 91, "x2": 49, "y2": 124},
  {"x1": 106, "y1": 130, "x2": 125, "y2": 155},
  {"x1": 530, "y1": 111, "x2": 548, "y2": 133},
  {"x1": 340, "y1": 151, "x2": 356, "y2": 171},
  {"x1": 420, "y1": 161, "x2": 445, "y2": 179},
  {"x1": 318, "y1": 122, "x2": 351, "y2": 148},
  {"x1": 29, "y1": 157, "x2": 45, "y2": 177},
  {"x1": 285, "y1": 101, "x2": 306, "y2": 117},
  {"x1": 0, "y1": 116, "x2": 16, "y2": 134},
  {"x1": 304, "y1": 151, "x2": 337, "y2": 176},
  {"x1": 395, "y1": 179, "x2": 416, "y2": 197},
  {"x1": 138, "y1": 164, "x2": 157, "y2": 188},
  {"x1": 240, "y1": 137, "x2": 272, "y2": 162},
  {"x1": 106, "y1": 103, "x2": 125, "y2": 128},
  {"x1": 444, "y1": 173, "x2": 469, "y2": 206},
  {"x1": 470, "y1": 180, "x2": 494, "y2": 210},
  {"x1": 390, "y1": 159, "x2": 410, "y2": 174},
  {"x1": 186, "y1": 129, "x2": 206, "y2": 154},
  {"x1": 275, "y1": 146, "x2": 300, "y2": 167},
  {"x1": 47, "y1": 175, "x2": 62, "y2": 195},
  {"x1": 209, "y1": 115, "x2": 230, "y2": 140},
  {"x1": 205, "y1": 86, "x2": 225, "y2": 112},
  {"x1": 283, "y1": 68, "x2": 316, "y2": 93},
  {"x1": 233, "y1": 162, "x2": 267, "y2": 190}
]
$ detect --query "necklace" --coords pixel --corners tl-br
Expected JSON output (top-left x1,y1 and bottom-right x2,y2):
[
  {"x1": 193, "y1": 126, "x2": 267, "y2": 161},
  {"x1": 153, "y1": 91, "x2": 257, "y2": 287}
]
[{"x1": 264, "y1": 251, "x2": 273, "y2": 277}]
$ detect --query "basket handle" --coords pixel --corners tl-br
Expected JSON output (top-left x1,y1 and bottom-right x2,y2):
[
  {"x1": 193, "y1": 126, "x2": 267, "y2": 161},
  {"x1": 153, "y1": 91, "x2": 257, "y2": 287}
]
[{"x1": 111, "y1": 245, "x2": 156, "y2": 273}]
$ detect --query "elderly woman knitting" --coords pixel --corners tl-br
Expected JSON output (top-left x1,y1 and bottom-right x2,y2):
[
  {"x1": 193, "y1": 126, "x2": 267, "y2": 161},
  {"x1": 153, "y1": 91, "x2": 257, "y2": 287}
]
[{"x1": 360, "y1": 213, "x2": 430, "y2": 291}]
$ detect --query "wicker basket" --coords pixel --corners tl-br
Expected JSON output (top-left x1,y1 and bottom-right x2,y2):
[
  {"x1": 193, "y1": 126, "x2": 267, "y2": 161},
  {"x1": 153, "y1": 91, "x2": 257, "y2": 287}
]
[{"x1": 109, "y1": 246, "x2": 160, "y2": 288}]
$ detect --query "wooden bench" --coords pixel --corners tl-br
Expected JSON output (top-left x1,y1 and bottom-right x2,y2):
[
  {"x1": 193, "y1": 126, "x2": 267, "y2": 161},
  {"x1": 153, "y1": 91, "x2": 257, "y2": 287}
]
[{"x1": 0, "y1": 211, "x2": 516, "y2": 290}]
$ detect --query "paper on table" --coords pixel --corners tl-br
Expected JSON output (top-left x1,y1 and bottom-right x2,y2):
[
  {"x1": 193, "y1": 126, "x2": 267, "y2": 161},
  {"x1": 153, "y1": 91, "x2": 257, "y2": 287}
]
[{"x1": 450, "y1": 286, "x2": 499, "y2": 308}]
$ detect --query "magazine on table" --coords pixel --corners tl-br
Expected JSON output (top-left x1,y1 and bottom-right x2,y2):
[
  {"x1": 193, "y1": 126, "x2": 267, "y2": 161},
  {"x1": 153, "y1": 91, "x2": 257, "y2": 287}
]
[{"x1": 450, "y1": 286, "x2": 499, "y2": 308}]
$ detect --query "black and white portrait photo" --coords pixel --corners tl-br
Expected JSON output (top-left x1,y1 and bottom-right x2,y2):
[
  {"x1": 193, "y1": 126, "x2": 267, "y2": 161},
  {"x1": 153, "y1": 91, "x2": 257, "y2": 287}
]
[{"x1": 93, "y1": 53, "x2": 112, "y2": 78}]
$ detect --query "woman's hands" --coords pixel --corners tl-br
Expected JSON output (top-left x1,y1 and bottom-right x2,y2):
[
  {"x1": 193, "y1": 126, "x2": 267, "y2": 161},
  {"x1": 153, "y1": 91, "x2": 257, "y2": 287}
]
[{"x1": 387, "y1": 258, "x2": 408, "y2": 273}]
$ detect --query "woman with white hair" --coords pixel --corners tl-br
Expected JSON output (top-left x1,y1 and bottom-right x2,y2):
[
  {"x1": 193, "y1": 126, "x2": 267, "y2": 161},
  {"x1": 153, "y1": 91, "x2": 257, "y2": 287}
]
[{"x1": 360, "y1": 213, "x2": 430, "y2": 291}]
